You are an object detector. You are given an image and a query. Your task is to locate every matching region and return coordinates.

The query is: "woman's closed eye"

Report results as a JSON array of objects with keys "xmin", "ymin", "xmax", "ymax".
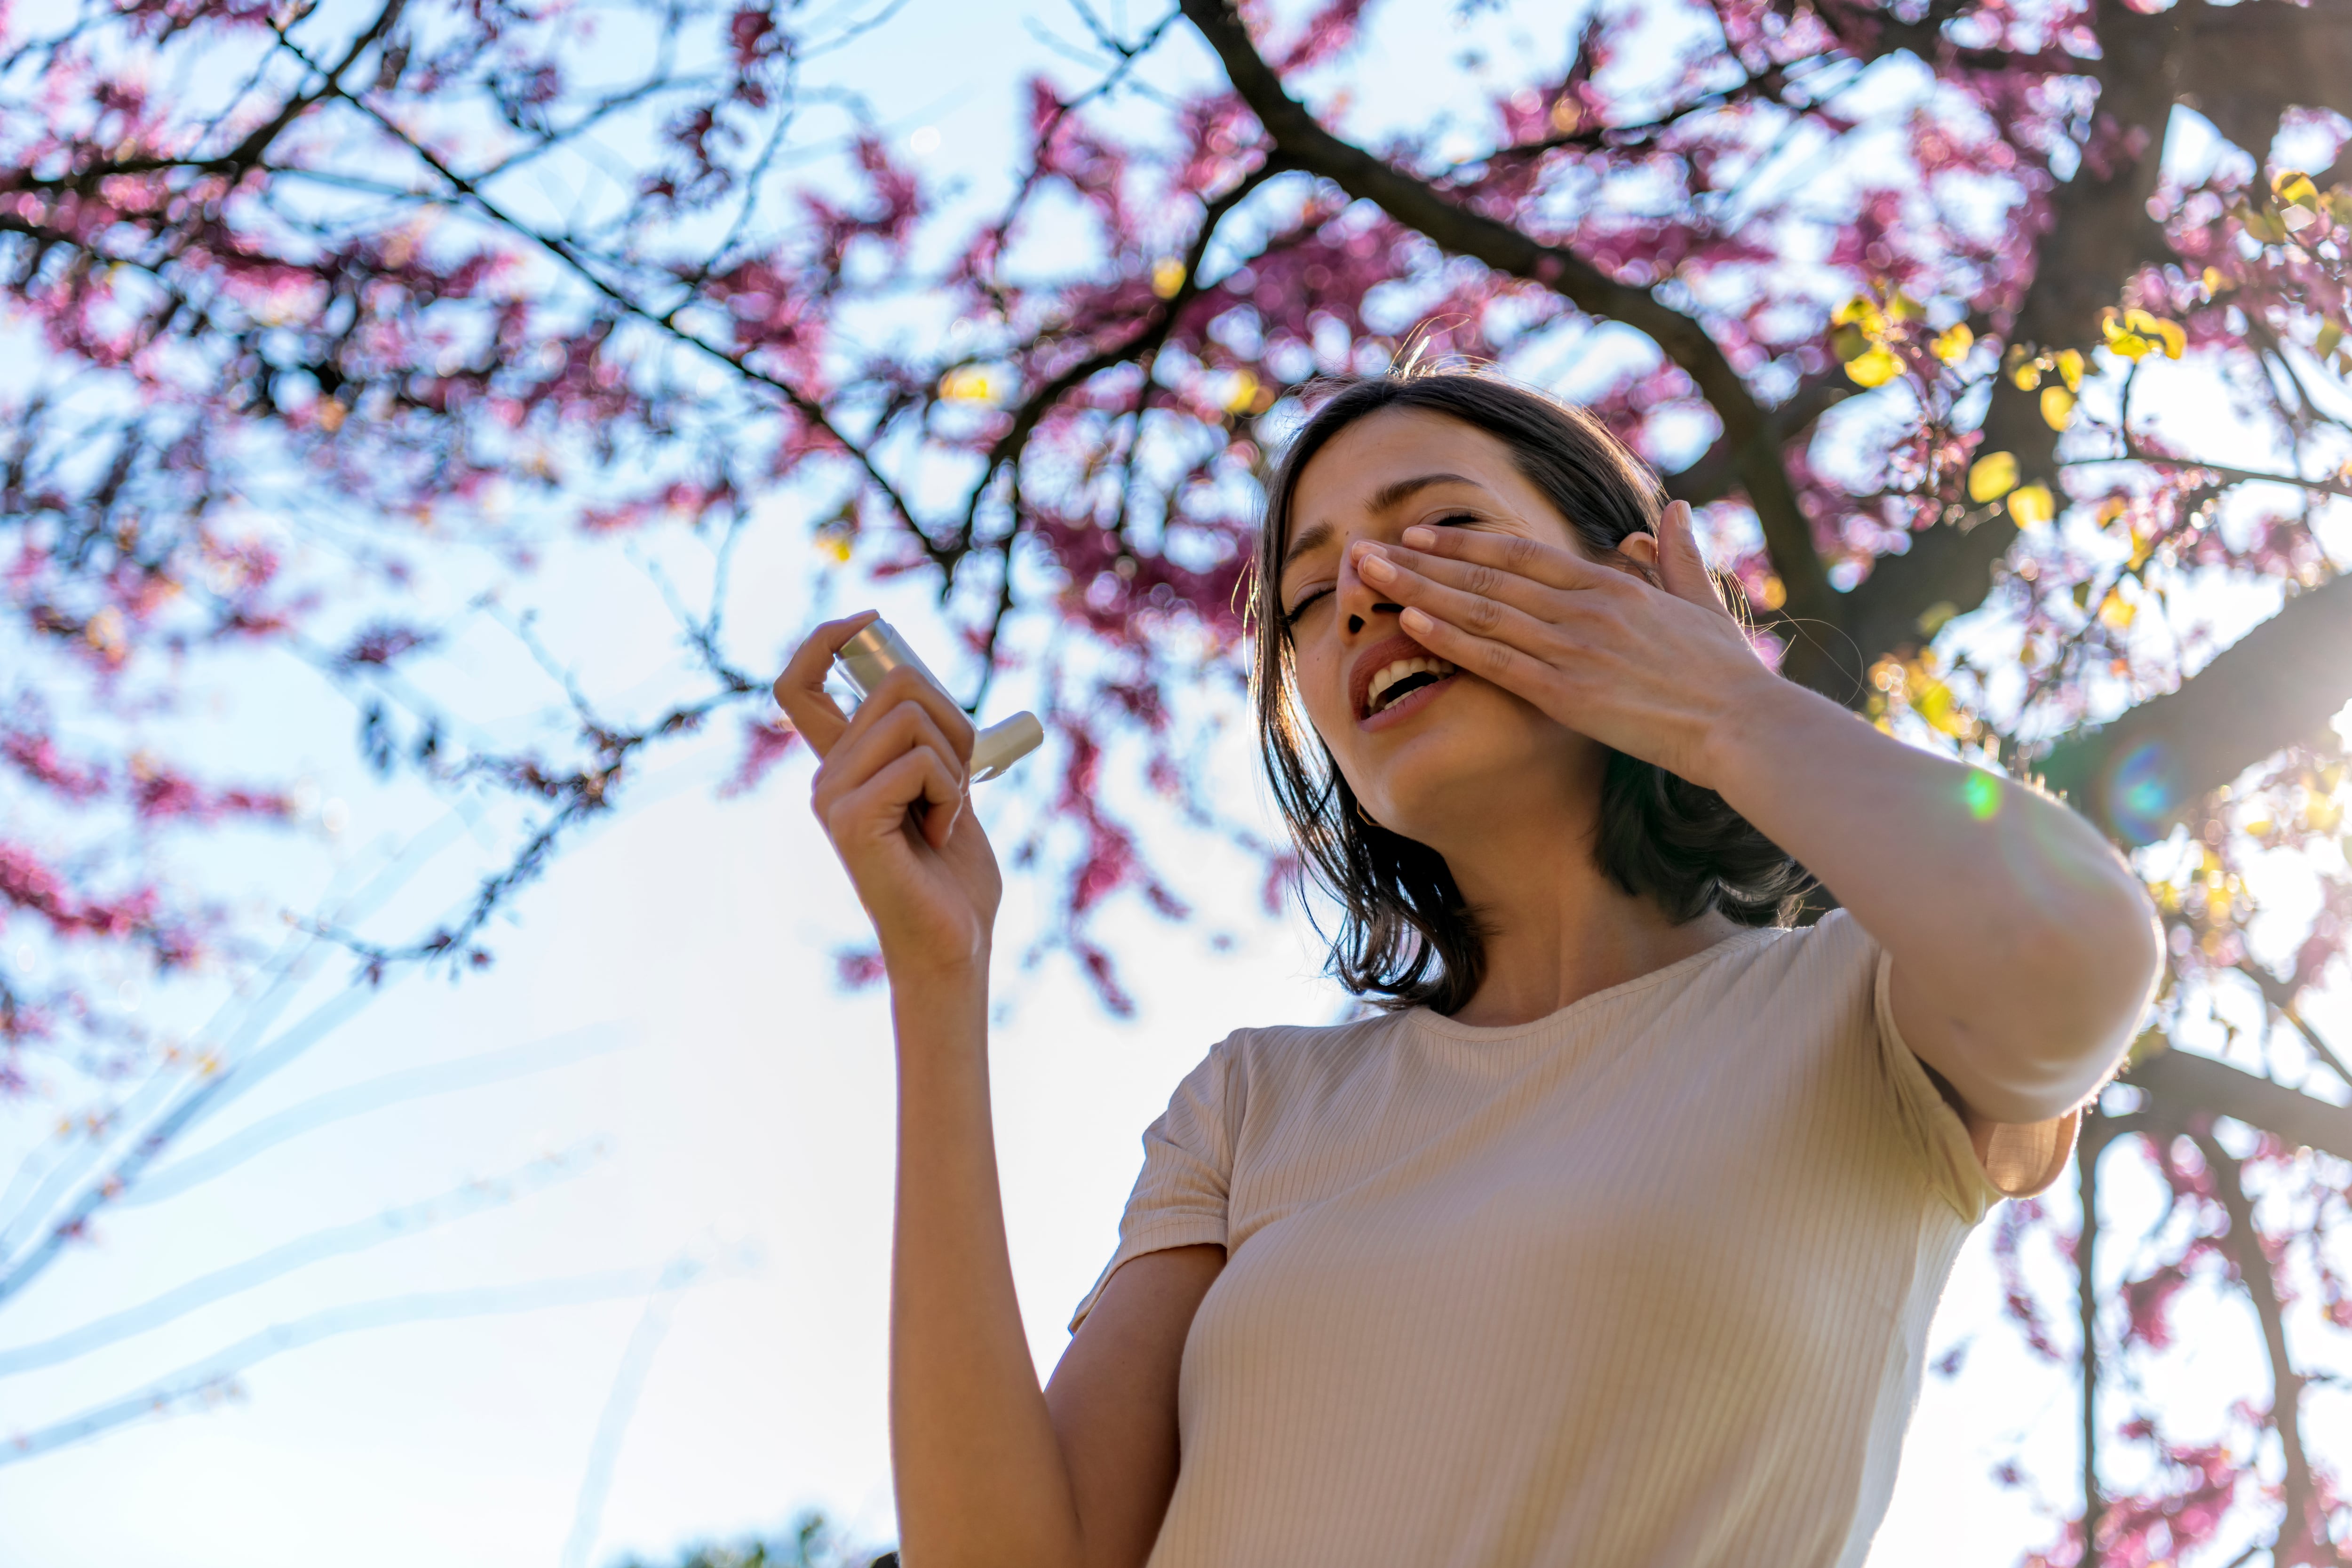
[
  {"xmin": 1282, "ymin": 586, "xmax": 1333, "ymax": 629},
  {"xmin": 1281, "ymin": 516, "xmax": 1480, "ymax": 629}
]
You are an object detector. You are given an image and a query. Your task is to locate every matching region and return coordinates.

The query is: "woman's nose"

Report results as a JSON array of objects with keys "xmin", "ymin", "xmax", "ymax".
[{"xmin": 1337, "ymin": 541, "xmax": 1404, "ymax": 637}]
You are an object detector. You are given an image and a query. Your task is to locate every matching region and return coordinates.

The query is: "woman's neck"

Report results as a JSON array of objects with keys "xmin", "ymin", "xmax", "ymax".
[{"xmin": 1438, "ymin": 809, "xmax": 1739, "ymax": 1029}]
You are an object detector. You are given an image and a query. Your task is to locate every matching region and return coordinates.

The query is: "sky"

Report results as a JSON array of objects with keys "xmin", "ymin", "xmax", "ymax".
[{"xmin": 2, "ymin": 2, "xmax": 2347, "ymax": 1565}]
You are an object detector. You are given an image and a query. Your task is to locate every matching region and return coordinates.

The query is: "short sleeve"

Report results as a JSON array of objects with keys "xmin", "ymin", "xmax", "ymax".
[
  {"xmin": 1067, "ymin": 1036, "xmax": 1241, "ymax": 1333},
  {"xmin": 1853, "ymin": 916, "xmax": 2080, "ymax": 1221}
]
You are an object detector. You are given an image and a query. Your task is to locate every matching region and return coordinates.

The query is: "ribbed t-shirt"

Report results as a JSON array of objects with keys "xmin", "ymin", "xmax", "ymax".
[{"xmin": 1070, "ymin": 910, "xmax": 2078, "ymax": 1568}]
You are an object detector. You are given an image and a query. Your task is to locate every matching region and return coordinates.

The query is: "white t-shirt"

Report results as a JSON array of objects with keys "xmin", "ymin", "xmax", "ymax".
[{"xmin": 1072, "ymin": 910, "xmax": 2076, "ymax": 1568}]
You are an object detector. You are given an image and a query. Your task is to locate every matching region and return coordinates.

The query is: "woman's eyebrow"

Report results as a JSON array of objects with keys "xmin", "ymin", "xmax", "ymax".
[
  {"xmin": 1280, "ymin": 472, "xmax": 1486, "ymax": 577},
  {"xmin": 1367, "ymin": 471, "xmax": 1480, "ymax": 513},
  {"xmin": 1280, "ymin": 520, "xmax": 1336, "ymax": 577}
]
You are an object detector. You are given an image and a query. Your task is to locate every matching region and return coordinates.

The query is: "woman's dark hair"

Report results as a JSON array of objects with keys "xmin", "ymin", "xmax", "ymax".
[{"xmin": 1252, "ymin": 370, "xmax": 1814, "ymax": 1016}]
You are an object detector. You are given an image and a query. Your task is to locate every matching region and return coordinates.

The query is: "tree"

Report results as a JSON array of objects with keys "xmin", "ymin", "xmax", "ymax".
[
  {"xmin": 614, "ymin": 1512, "xmax": 883, "ymax": 1568},
  {"xmin": 6, "ymin": 0, "xmax": 2352, "ymax": 1560}
]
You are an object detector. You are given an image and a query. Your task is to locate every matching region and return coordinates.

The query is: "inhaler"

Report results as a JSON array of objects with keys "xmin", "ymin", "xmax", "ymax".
[{"xmin": 834, "ymin": 620, "xmax": 1044, "ymax": 783}]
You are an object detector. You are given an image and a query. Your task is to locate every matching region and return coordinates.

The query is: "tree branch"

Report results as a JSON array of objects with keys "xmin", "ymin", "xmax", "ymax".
[
  {"xmin": 1835, "ymin": 0, "xmax": 2188, "ymax": 669},
  {"xmin": 2192, "ymin": 1129, "xmax": 2324, "ymax": 1561},
  {"xmin": 2079, "ymin": 1119, "xmax": 2108, "ymax": 1568},
  {"xmin": 2177, "ymin": 0, "xmax": 2352, "ymax": 163},
  {"xmin": 952, "ymin": 152, "xmax": 1291, "ymax": 565},
  {"xmin": 270, "ymin": 38, "xmax": 934, "ymax": 561},
  {"xmin": 1176, "ymin": 0, "xmax": 1848, "ymax": 688},
  {"xmin": 2126, "ymin": 1045, "xmax": 2352, "ymax": 1162},
  {"xmin": 2035, "ymin": 573, "xmax": 2352, "ymax": 843}
]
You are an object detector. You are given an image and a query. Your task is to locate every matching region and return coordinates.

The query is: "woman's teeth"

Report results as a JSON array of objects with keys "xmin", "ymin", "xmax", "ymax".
[{"xmin": 1366, "ymin": 655, "xmax": 1457, "ymax": 715}]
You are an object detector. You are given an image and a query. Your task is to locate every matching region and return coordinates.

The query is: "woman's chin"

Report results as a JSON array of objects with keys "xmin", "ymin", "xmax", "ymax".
[
  {"xmin": 1361, "ymin": 749, "xmax": 1542, "ymax": 836},
  {"xmin": 1351, "ymin": 701, "xmax": 1594, "ymax": 841}
]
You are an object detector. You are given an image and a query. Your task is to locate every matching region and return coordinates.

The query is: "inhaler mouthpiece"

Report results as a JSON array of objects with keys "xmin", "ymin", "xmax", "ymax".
[{"xmin": 834, "ymin": 620, "xmax": 1043, "ymax": 783}]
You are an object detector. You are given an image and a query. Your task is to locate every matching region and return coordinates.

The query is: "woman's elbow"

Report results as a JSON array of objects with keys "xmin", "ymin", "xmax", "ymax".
[{"xmin": 1998, "ymin": 875, "xmax": 2164, "ymax": 1116}]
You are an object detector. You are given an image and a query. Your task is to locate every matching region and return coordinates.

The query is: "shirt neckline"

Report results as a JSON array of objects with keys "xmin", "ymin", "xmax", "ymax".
[{"xmin": 1406, "ymin": 924, "xmax": 1785, "ymax": 1044}]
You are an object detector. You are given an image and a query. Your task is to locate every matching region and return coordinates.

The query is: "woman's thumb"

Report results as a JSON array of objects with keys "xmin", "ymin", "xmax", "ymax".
[{"xmin": 1658, "ymin": 501, "xmax": 1726, "ymax": 613}]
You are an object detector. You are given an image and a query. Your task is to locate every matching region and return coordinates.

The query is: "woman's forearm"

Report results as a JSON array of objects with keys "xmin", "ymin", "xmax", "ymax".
[
  {"xmin": 888, "ymin": 961, "xmax": 1083, "ymax": 1568},
  {"xmin": 1706, "ymin": 678, "xmax": 2162, "ymax": 1123}
]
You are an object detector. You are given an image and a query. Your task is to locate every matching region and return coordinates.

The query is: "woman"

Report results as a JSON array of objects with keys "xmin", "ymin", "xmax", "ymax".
[{"xmin": 774, "ymin": 372, "xmax": 2162, "ymax": 1568}]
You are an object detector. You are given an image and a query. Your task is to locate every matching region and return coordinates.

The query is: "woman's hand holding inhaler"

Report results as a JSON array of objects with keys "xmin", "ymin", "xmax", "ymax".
[
  {"xmin": 782, "ymin": 618, "xmax": 1099, "ymax": 1568},
  {"xmin": 774, "ymin": 611, "xmax": 1037, "ymax": 979}
]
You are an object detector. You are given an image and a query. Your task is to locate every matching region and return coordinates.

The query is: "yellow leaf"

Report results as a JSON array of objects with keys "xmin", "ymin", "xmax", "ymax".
[
  {"xmin": 2275, "ymin": 170, "xmax": 2320, "ymax": 207},
  {"xmin": 2321, "ymin": 321, "xmax": 2344, "ymax": 360},
  {"xmin": 1830, "ymin": 295, "xmax": 1871, "ymax": 327},
  {"xmin": 1968, "ymin": 450, "xmax": 2019, "ymax": 502},
  {"xmin": 1915, "ymin": 679, "xmax": 1970, "ymax": 738},
  {"xmin": 2008, "ymin": 482, "xmax": 2056, "ymax": 529},
  {"xmin": 2040, "ymin": 386, "xmax": 2076, "ymax": 430},
  {"xmin": 317, "ymin": 398, "xmax": 347, "ymax": 434},
  {"xmin": 1932, "ymin": 323, "xmax": 1974, "ymax": 364},
  {"xmin": 2055, "ymin": 348, "xmax": 2084, "ymax": 391},
  {"xmin": 1757, "ymin": 573, "xmax": 1787, "ymax": 611},
  {"xmin": 1830, "ymin": 321, "xmax": 1871, "ymax": 362},
  {"xmin": 2203, "ymin": 266, "xmax": 2230, "ymax": 295},
  {"xmin": 1845, "ymin": 346, "xmax": 1901, "ymax": 387},
  {"xmin": 2240, "ymin": 204, "xmax": 2286, "ymax": 243},
  {"xmin": 2107, "ymin": 308, "xmax": 2154, "ymax": 357},
  {"xmin": 1223, "ymin": 369, "xmax": 1260, "ymax": 414},
  {"xmin": 2012, "ymin": 361, "xmax": 2043, "ymax": 390},
  {"xmin": 938, "ymin": 366, "xmax": 997, "ymax": 403},
  {"xmin": 2098, "ymin": 588, "xmax": 2136, "ymax": 629},
  {"xmin": 1887, "ymin": 293, "xmax": 1926, "ymax": 322},
  {"xmin": 1151, "ymin": 258, "xmax": 1187, "ymax": 299}
]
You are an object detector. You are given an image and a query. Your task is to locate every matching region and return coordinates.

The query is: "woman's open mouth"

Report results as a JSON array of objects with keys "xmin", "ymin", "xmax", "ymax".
[{"xmin": 1360, "ymin": 655, "xmax": 1457, "ymax": 725}]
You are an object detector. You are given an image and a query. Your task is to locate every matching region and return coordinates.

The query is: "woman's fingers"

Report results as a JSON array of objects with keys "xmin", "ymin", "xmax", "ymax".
[
  {"xmin": 838, "ymin": 664, "xmax": 977, "ymax": 768},
  {"xmin": 1655, "ymin": 501, "xmax": 1733, "ymax": 617},
  {"xmin": 832, "ymin": 745, "xmax": 966, "ymax": 854},
  {"xmin": 816, "ymin": 694, "xmax": 968, "ymax": 809},
  {"xmin": 815, "ymin": 698, "xmax": 968, "ymax": 847},
  {"xmin": 1395, "ymin": 604, "xmax": 1550, "ymax": 702},
  {"xmin": 1393, "ymin": 522, "xmax": 1621, "ymax": 591},
  {"xmin": 1361, "ymin": 540, "xmax": 1592, "ymax": 619},
  {"xmin": 774, "ymin": 610, "xmax": 882, "ymax": 757},
  {"xmin": 1359, "ymin": 548, "xmax": 1578, "ymax": 650}
]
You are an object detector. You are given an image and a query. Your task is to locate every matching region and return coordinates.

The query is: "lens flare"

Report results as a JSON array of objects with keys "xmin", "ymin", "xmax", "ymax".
[
  {"xmin": 1963, "ymin": 770, "xmax": 2002, "ymax": 821},
  {"xmin": 2106, "ymin": 740, "xmax": 2181, "ymax": 845}
]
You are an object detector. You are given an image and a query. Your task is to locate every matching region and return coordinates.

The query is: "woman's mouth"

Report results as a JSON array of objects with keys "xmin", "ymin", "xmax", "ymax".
[{"xmin": 1361, "ymin": 655, "xmax": 1457, "ymax": 722}]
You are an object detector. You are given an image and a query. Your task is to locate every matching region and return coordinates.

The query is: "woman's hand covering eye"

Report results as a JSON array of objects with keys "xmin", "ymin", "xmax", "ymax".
[{"xmin": 1352, "ymin": 500, "xmax": 1772, "ymax": 791}]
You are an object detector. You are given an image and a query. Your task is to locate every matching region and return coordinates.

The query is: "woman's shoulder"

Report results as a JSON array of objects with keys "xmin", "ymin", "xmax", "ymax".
[
  {"xmin": 1700, "ymin": 907, "xmax": 1876, "ymax": 988},
  {"xmin": 1200, "ymin": 1009, "xmax": 1414, "ymax": 1082}
]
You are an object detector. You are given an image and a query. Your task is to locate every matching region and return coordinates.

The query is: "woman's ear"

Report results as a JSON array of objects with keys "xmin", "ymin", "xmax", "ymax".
[{"xmin": 1612, "ymin": 531, "xmax": 1664, "ymax": 589}]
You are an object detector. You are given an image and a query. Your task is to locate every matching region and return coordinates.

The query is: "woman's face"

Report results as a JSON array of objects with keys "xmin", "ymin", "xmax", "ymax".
[{"xmin": 1276, "ymin": 406, "xmax": 1630, "ymax": 850}]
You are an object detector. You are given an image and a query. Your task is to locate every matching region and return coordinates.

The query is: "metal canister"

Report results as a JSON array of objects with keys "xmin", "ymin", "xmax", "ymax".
[{"xmin": 832, "ymin": 619, "xmax": 1042, "ymax": 782}]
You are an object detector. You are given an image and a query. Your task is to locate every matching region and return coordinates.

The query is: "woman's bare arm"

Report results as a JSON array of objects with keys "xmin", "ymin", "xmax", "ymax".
[
  {"xmin": 1701, "ymin": 685, "xmax": 2162, "ymax": 1124},
  {"xmin": 1048, "ymin": 1246, "xmax": 1225, "ymax": 1568},
  {"xmin": 1364, "ymin": 505, "xmax": 2163, "ymax": 1128},
  {"xmin": 887, "ymin": 972, "xmax": 1082, "ymax": 1567},
  {"xmin": 777, "ymin": 616, "xmax": 1213, "ymax": 1568}
]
